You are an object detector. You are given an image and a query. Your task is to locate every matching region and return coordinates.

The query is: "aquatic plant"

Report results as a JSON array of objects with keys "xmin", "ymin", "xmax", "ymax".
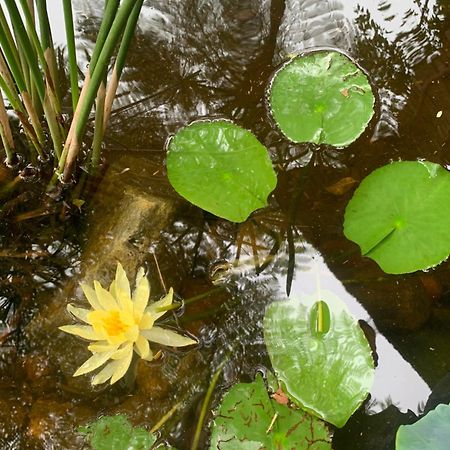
[
  {"xmin": 344, "ymin": 160, "xmax": 450, "ymax": 273},
  {"xmin": 269, "ymin": 50, "xmax": 375, "ymax": 147},
  {"xmin": 396, "ymin": 403, "xmax": 450, "ymax": 450},
  {"xmin": 209, "ymin": 374, "xmax": 332, "ymax": 449},
  {"xmin": 59, "ymin": 263, "xmax": 196, "ymax": 385},
  {"xmin": 166, "ymin": 120, "xmax": 277, "ymax": 222},
  {"xmin": 165, "ymin": 50, "xmax": 375, "ymax": 223},
  {"xmin": 0, "ymin": 0, "xmax": 143, "ymax": 182},
  {"xmin": 264, "ymin": 290, "xmax": 374, "ymax": 428},
  {"xmin": 80, "ymin": 414, "xmax": 157, "ymax": 450}
]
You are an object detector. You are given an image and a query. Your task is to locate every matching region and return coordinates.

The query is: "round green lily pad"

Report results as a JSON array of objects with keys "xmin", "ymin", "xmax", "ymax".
[
  {"xmin": 80, "ymin": 414, "xmax": 156, "ymax": 450},
  {"xmin": 166, "ymin": 120, "xmax": 277, "ymax": 223},
  {"xmin": 209, "ymin": 374, "xmax": 331, "ymax": 449},
  {"xmin": 344, "ymin": 161, "xmax": 450, "ymax": 274},
  {"xmin": 264, "ymin": 291, "xmax": 374, "ymax": 428},
  {"xmin": 396, "ymin": 403, "xmax": 450, "ymax": 450},
  {"xmin": 269, "ymin": 50, "xmax": 375, "ymax": 147}
]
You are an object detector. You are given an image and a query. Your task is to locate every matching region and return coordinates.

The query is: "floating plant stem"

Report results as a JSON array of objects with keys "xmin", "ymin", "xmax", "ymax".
[
  {"xmin": 191, "ymin": 357, "xmax": 228, "ymax": 450},
  {"xmin": 149, "ymin": 402, "xmax": 182, "ymax": 434}
]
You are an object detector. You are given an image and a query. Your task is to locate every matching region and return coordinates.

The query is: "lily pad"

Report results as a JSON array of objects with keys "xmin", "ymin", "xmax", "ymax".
[
  {"xmin": 396, "ymin": 403, "xmax": 450, "ymax": 450},
  {"xmin": 79, "ymin": 414, "xmax": 156, "ymax": 450},
  {"xmin": 264, "ymin": 291, "xmax": 374, "ymax": 428},
  {"xmin": 269, "ymin": 50, "xmax": 375, "ymax": 147},
  {"xmin": 344, "ymin": 161, "xmax": 450, "ymax": 274},
  {"xmin": 166, "ymin": 120, "xmax": 277, "ymax": 222},
  {"xmin": 209, "ymin": 374, "xmax": 331, "ymax": 449}
]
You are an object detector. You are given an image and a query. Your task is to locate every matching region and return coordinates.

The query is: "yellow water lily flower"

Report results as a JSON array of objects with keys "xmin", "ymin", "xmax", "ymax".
[{"xmin": 59, "ymin": 263, "xmax": 196, "ymax": 385}]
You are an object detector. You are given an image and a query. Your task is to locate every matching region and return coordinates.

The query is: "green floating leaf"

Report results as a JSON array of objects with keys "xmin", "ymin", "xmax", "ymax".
[
  {"xmin": 166, "ymin": 120, "xmax": 277, "ymax": 223},
  {"xmin": 396, "ymin": 403, "xmax": 450, "ymax": 450},
  {"xmin": 80, "ymin": 414, "xmax": 156, "ymax": 450},
  {"xmin": 344, "ymin": 161, "xmax": 450, "ymax": 274},
  {"xmin": 264, "ymin": 291, "xmax": 374, "ymax": 428},
  {"xmin": 269, "ymin": 50, "xmax": 375, "ymax": 147},
  {"xmin": 209, "ymin": 374, "xmax": 331, "ymax": 449}
]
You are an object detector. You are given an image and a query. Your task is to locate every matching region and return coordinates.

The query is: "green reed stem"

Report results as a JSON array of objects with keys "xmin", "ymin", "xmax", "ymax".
[
  {"xmin": 0, "ymin": 8, "xmax": 27, "ymax": 94},
  {"xmin": 0, "ymin": 6, "xmax": 23, "ymax": 87},
  {"xmin": 90, "ymin": 0, "xmax": 120, "ymax": 71},
  {"xmin": 44, "ymin": 93, "xmax": 62, "ymax": 159},
  {"xmin": 90, "ymin": 81, "xmax": 106, "ymax": 171},
  {"xmin": 104, "ymin": 0, "xmax": 143, "ymax": 127},
  {"xmin": 9, "ymin": 0, "xmax": 64, "ymax": 158},
  {"xmin": 191, "ymin": 358, "xmax": 228, "ymax": 450},
  {"xmin": 114, "ymin": 0, "xmax": 142, "ymax": 75},
  {"xmin": 0, "ymin": 41, "xmax": 45, "ymax": 155},
  {"xmin": 62, "ymin": 0, "xmax": 79, "ymax": 111},
  {"xmin": 36, "ymin": 0, "xmax": 62, "ymax": 112},
  {"xmin": 4, "ymin": 0, "xmax": 45, "ymax": 102},
  {"xmin": 0, "ymin": 51, "xmax": 23, "ymax": 112},
  {"xmin": 59, "ymin": 0, "xmax": 141, "ymax": 181},
  {"xmin": 0, "ymin": 93, "xmax": 15, "ymax": 164}
]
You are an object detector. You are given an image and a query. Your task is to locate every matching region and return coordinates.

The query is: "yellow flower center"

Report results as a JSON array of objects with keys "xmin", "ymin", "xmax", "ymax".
[
  {"xmin": 101, "ymin": 310, "xmax": 128, "ymax": 336},
  {"xmin": 88, "ymin": 309, "xmax": 138, "ymax": 343}
]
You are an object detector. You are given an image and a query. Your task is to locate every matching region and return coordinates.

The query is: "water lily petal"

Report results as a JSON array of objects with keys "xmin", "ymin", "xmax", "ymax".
[
  {"xmin": 115, "ymin": 262, "xmax": 130, "ymax": 299},
  {"xmin": 111, "ymin": 342, "xmax": 133, "ymax": 360},
  {"xmin": 135, "ymin": 267, "xmax": 145, "ymax": 288},
  {"xmin": 115, "ymin": 287, "xmax": 134, "ymax": 313},
  {"xmin": 140, "ymin": 312, "xmax": 155, "ymax": 330},
  {"xmin": 146, "ymin": 288, "xmax": 174, "ymax": 320},
  {"xmin": 122, "ymin": 324, "xmax": 138, "ymax": 343},
  {"xmin": 88, "ymin": 341, "xmax": 119, "ymax": 353},
  {"xmin": 81, "ymin": 283, "xmax": 102, "ymax": 310},
  {"xmin": 73, "ymin": 350, "xmax": 116, "ymax": 376},
  {"xmin": 67, "ymin": 304, "xmax": 90, "ymax": 323},
  {"xmin": 94, "ymin": 281, "xmax": 118, "ymax": 310},
  {"xmin": 59, "ymin": 325, "xmax": 102, "ymax": 340},
  {"xmin": 142, "ymin": 351, "xmax": 155, "ymax": 361},
  {"xmin": 141, "ymin": 326, "xmax": 197, "ymax": 347},
  {"xmin": 132, "ymin": 275, "xmax": 149, "ymax": 319},
  {"xmin": 91, "ymin": 360, "xmax": 120, "ymax": 385},
  {"xmin": 134, "ymin": 335, "xmax": 150, "ymax": 359},
  {"xmin": 109, "ymin": 279, "xmax": 117, "ymax": 299},
  {"xmin": 110, "ymin": 346, "xmax": 134, "ymax": 384}
]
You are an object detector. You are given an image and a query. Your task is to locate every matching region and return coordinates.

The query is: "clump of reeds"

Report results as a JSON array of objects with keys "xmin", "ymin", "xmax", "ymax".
[{"xmin": 0, "ymin": 0, "xmax": 144, "ymax": 185}]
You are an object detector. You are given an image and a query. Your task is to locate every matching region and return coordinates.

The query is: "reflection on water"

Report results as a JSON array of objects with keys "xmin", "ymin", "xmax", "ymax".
[{"xmin": 1, "ymin": 0, "xmax": 450, "ymax": 448}]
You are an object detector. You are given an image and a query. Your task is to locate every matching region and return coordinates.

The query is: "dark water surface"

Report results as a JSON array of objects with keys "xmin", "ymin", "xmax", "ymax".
[{"xmin": 1, "ymin": 0, "xmax": 450, "ymax": 448}]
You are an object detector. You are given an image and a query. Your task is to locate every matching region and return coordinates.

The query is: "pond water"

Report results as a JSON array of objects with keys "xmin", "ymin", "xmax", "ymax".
[{"xmin": 1, "ymin": 0, "xmax": 450, "ymax": 449}]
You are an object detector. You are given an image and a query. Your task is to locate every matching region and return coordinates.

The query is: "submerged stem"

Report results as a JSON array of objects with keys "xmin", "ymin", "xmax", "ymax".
[{"xmin": 191, "ymin": 358, "xmax": 228, "ymax": 450}]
